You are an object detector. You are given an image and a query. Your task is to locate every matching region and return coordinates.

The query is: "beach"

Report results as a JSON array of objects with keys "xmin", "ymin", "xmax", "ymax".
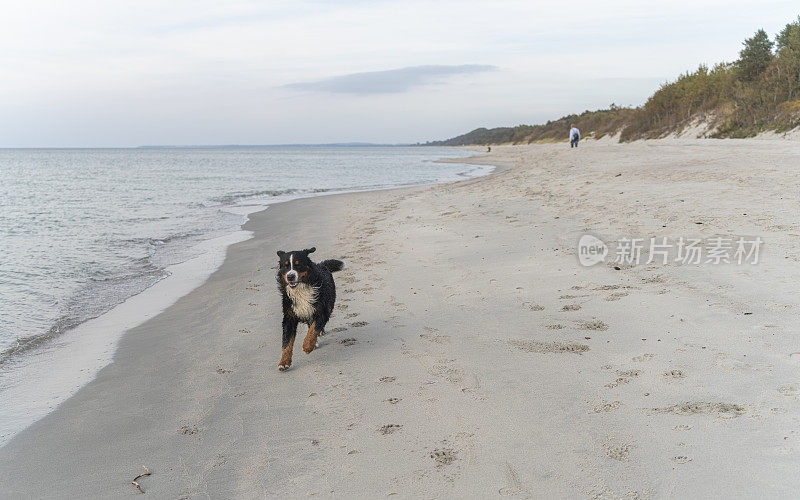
[{"xmin": 3, "ymin": 138, "xmax": 800, "ymax": 497}]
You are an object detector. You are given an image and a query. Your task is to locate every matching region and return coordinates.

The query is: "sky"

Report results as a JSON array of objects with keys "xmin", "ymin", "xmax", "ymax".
[{"xmin": 1, "ymin": 0, "xmax": 799, "ymax": 147}]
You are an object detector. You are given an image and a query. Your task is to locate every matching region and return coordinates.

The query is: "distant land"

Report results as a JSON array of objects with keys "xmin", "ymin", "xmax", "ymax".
[
  {"xmin": 428, "ymin": 16, "xmax": 800, "ymax": 146},
  {"xmin": 137, "ymin": 143, "xmax": 412, "ymax": 148}
]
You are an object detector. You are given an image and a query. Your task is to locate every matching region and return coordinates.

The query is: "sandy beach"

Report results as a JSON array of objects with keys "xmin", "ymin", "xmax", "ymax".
[{"xmin": 3, "ymin": 138, "xmax": 800, "ymax": 498}]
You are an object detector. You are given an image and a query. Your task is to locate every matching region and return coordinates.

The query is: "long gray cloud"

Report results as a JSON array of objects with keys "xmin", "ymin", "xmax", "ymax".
[{"xmin": 283, "ymin": 64, "xmax": 497, "ymax": 95}]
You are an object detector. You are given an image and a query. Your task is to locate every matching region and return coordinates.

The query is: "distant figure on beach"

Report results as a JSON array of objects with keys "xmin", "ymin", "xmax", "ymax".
[
  {"xmin": 569, "ymin": 125, "xmax": 580, "ymax": 148},
  {"xmin": 486, "ymin": 145, "xmax": 491, "ymax": 152}
]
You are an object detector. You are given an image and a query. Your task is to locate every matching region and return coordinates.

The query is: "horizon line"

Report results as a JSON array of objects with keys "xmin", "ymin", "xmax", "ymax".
[{"xmin": 0, "ymin": 142, "xmax": 443, "ymax": 149}]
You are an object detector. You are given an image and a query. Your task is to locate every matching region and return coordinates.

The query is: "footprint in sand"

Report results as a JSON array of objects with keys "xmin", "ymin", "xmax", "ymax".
[
  {"xmin": 330, "ymin": 326, "xmax": 348, "ymax": 333},
  {"xmin": 340, "ymin": 338, "xmax": 358, "ymax": 346},
  {"xmin": 546, "ymin": 324, "xmax": 565, "ymax": 330},
  {"xmin": 498, "ymin": 462, "xmax": 525, "ymax": 496},
  {"xmin": 581, "ymin": 320, "xmax": 608, "ymax": 331},
  {"xmin": 654, "ymin": 402, "xmax": 747, "ymax": 417},
  {"xmin": 605, "ymin": 378, "xmax": 629, "ymax": 388},
  {"xmin": 509, "ymin": 339, "xmax": 589, "ymax": 354},
  {"xmin": 378, "ymin": 376, "xmax": 396, "ymax": 383},
  {"xmin": 345, "ymin": 312, "xmax": 359, "ymax": 318},
  {"xmin": 428, "ymin": 362, "xmax": 465, "ymax": 384},
  {"xmin": 430, "ymin": 448, "xmax": 456, "ymax": 466},
  {"xmin": 604, "ymin": 442, "xmax": 634, "ymax": 462},
  {"xmin": 664, "ymin": 369, "xmax": 686, "ymax": 379},
  {"xmin": 522, "ymin": 302, "xmax": 545, "ymax": 311},
  {"xmin": 378, "ymin": 424, "xmax": 402, "ymax": 435},
  {"xmin": 672, "ymin": 456, "xmax": 692, "ymax": 464},
  {"xmin": 594, "ymin": 284, "xmax": 632, "ymax": 291},
  {"xmin": 349, "ymin": 321, "xmax": 368, "ymax": 327},
  {"xmin": 420, "ymin": 332, "xmax": 451, "ymax": 344},
  {"xmin": 456, "ymin": 372, "xmax": 484, "ymax": 395},
  {"xmin": 216, "ymin": 367, "xmax": 232, "ymax": 374},
  {"xmin": 590, "ymin": 401, "xmax": 621, "ymax": 413},
  {"xmin": 179, "ymin": 425, "xmax": 198, "ymax": 435},
  {"xmin": 605, "ymin": 369, "xmax": 641, "ymax": 388},
  {"xmin": 561, "ymin": 304, "xmax": 581, "ymax": 311},
  {"xmin": 384, "ymin": 398, "xmax": 401, "ymax": 404}
]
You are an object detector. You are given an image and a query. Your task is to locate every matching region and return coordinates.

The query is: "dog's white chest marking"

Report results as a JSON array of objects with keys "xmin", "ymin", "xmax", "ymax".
[{"xmin": 286, "ymin": 283, "xmax": 318, "ymax": 320}]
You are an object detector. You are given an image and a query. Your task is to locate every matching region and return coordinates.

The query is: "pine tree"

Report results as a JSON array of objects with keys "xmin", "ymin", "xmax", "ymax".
[
  {"xmin": 737, "ymin": 29, "xmax": 773, "ymax": 82},
  {"xmin": 775, "ymin": 18, "xmax": 800, "ymax": 100},
  {"xmin": 776, "ymin": 16, "xmax": 800, "ymax": 51}
]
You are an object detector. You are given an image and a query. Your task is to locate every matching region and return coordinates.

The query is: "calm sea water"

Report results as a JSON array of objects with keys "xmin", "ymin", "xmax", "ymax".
[{"xmin": 0, "ymin": 146, "xmax": 485, "ymax": 369}]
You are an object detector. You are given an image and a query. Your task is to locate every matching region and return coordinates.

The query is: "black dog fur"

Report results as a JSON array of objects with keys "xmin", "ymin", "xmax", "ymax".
[{"xmin": 275, "ymin": 247, "xmax": 344, "ymax": 370}]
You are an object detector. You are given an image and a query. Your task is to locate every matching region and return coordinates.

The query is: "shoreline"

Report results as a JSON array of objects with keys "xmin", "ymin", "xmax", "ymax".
[
  {"xmin": 3, "ymin": 140, "xmax": 800, "ymax": 497},
  {"xmin": 0, "ymin": 229, "xmax": 252, "ymax": 446},
  {"xmin": 0, "ymin": 153, "xmax": 496, "ymax": 448},
  {"xmin": 0, "ymin": 184, "xmax": 460, "ymax": 496}
]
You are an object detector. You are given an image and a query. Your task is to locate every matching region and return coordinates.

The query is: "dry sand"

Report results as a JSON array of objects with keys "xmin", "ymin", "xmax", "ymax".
[{"xmin": 2, "ymin": 139, "xmax": 800, "ymax": 497}]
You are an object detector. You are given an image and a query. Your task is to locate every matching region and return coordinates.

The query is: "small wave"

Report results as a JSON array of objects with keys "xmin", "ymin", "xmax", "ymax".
[
  {"xmin": 146, "ymin": 232, "xmax": 202, "ymax": 246},
  {"xmin": 1, "ymin": 266, "xmax": 169, "ymax": 367},
  {"xmin": 211, "ymin": 188, "xmax": 300, "ymax": 204}
]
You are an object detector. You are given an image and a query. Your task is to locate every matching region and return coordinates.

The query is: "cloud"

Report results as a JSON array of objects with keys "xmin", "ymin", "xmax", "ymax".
[{"xmin": 283, "ymin": 64, "xmax": 498, "ymax": 95}]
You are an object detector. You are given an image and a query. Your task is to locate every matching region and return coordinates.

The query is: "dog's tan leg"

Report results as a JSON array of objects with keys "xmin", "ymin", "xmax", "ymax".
[
  {"xmin": 303, "ymin": 322, "xmax": 319, "ymax": 354},
  {"xmin": 278, "ymin": 334, "xmax": 295, "ymax": 371}
]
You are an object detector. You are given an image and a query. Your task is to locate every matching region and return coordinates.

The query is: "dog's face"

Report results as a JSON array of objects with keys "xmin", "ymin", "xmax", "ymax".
[{"xmin": 277, "ymin": 247, "xmax": 316, "ymax": 289}]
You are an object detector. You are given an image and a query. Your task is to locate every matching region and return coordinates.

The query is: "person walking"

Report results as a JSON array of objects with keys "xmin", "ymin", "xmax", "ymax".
[{"xmin": 569, "ymin": 124, "xmax": 580, "ymax": 148}]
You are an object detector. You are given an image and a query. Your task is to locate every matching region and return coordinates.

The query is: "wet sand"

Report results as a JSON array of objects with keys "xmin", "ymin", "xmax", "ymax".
[{"xmin": 2, "ymin": 139, "xmax": 800, "ymax": 497}]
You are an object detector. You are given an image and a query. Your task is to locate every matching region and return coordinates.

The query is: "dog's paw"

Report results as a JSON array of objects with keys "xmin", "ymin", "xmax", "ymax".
[
  {"xmin": 278, "ymin": 363, "xmax": 291, "ymax": 371},
  {"xmin": 302, "ymin": 343, "xmax": 315, "ymax": 354}
]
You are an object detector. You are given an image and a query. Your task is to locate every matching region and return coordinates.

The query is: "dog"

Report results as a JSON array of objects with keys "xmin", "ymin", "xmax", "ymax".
[{"xmin": 276, "ymin": 247, "xmax": 345, "ymax": 371}]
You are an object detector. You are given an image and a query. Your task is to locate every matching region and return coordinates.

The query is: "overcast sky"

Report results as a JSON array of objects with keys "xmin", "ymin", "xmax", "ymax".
[{"xmin": 1, "ymin": 1, "xmax": 799, "ymax": 147}]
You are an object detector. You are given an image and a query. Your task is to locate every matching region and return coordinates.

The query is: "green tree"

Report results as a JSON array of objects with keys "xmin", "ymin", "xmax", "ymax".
[
  {"xmin": 775, "ymin": 17, "xmax": 800, "ymax": 99},
  {"xmin": 737, "ymin": 29, "xmax": 773, "ymax": 81},
  {"xmin": 776, "ymin": 16, "xmax": 800, "ymax": 51}
]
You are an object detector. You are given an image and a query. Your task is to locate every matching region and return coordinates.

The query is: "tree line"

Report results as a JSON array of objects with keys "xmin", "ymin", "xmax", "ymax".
[{"xmin": 428, "ymin": 16, "xmax": 800, "ymax": 145}]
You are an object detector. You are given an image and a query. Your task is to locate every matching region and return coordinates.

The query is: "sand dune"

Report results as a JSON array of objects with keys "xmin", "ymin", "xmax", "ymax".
[{"xmin": 2, "ymin": 139, "xmax": 800, "ymax": 497}]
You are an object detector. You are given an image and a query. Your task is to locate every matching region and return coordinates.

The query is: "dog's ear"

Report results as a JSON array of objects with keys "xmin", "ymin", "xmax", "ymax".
[
  {"xmin": 277, "ymin": 250, "xmax": 285, "ymax": 258},
  {"xmin": 304, "ymin": 247, "xmax": 316, "ymax": 255}
]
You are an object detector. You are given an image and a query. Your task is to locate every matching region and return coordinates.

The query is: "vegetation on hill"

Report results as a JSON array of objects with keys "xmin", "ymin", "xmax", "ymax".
[{"xmin": 428, "ymin": 16, "xmax": 800, "ymax": 145}]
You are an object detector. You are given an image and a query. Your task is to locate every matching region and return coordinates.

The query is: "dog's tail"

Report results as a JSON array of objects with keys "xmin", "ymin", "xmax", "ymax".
[{"xmin": 320, "ymin": 259, "xmax": 345, "ymax": 273}]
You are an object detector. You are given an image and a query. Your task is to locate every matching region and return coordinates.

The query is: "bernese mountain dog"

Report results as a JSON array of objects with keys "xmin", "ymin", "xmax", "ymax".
[{"xmin": 276, "ymin": 247, "xmax": 345, "ymax": 371}]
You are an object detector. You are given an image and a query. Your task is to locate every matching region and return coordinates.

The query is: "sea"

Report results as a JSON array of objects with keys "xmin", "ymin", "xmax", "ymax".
[{"xmin": 0, "ymin": 145, "xmax": 490, "ymax": 445}]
